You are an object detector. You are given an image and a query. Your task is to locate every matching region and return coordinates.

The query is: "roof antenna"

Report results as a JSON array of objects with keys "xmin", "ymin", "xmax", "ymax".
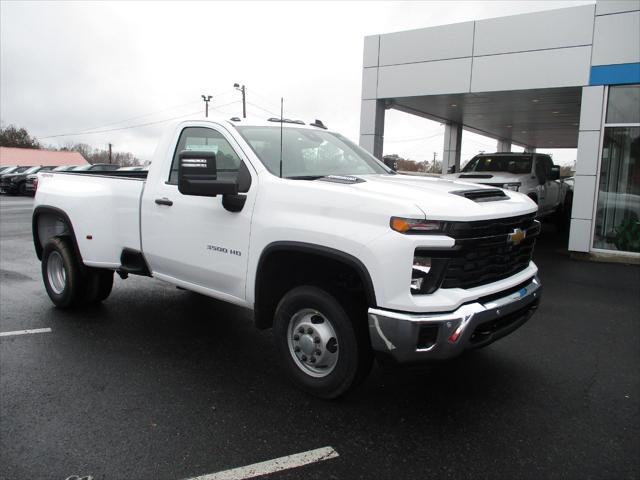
[{"xmin": 279, "ymin": 97, "xmax": 284, "ymax": 178}]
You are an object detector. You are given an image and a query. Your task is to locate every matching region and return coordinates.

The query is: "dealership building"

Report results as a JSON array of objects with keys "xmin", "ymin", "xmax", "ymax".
[{"xmin": 359, "ymin": 0, "xmax": 640, "ymax": 258}]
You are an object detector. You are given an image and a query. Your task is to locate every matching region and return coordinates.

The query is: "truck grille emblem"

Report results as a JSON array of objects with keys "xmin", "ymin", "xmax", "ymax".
[{"xmin": 508, "ymin": 228, "xmax": 526, "ymax": 245}]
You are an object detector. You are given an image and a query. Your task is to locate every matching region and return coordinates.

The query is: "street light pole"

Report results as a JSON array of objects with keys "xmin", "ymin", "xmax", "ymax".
[
  {"xmin": 201, "ymin": 95, "xmax": 212, "ymax": 117},
  {"xmin": 234, "ymin": 83, "xmax": 246, "ymax": 118}
]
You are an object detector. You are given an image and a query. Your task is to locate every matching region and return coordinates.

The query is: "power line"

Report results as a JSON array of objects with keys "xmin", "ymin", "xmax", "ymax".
[
  {"xmin": 38, "ymin": 99, "xmax": 242, "ymax": 140},
  {"xmin": 246, "ymin": 101, "xmax": 280, "ymax": 117},
  {"xmin": 37, "ymin": 90, "xmax": 239, "ymax": 139},
  {"xmin": 38, "ymin": 110, "xmax": 202, "ymax": 138},
  {"xmin": 209, "ymin": 99, "xmax": 242, "ymax": 112},
  {"xmin": 247, "ymin": 88, "xmax": 281, "ymax": 112},
  {"xmin": 37, "ymin": 100, "xmax": 201, "ymax": 139}
]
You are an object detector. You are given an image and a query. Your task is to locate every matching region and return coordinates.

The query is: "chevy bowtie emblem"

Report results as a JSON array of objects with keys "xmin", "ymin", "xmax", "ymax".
[{"xmin": 508, "ymin": 228, "xmax": 526, "ymax": 245}]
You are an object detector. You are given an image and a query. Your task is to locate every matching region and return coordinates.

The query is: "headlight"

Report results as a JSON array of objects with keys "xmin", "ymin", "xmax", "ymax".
[
  {"xmin": 10, "ymin": 177, "xmax": 19, "ymax": 183},
  {"xmin": 390, "ymin": 217, "xmax": 444, "ymax": 234},
  {"xmin": 503, "ymin": 183, "xmax": 520, "ymax": 191}
]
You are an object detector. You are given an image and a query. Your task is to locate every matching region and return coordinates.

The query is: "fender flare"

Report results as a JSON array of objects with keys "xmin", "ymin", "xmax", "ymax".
[
  {"xmin": 32, "ymin": 205, "xmax": 83, "ymax": 264},
  {"xmin": 255, "ymin": 241, "xmax": 378, "ymax": 308}
]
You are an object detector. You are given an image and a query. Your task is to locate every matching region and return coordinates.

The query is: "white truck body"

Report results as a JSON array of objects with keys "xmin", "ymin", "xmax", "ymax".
[
  {"xmin": 444, "ymin": 152, "xmax": 568, "ymax": 218},
  {"xmin": 33, "ymin": 117, "xmax": 543, "ymax": 397}
]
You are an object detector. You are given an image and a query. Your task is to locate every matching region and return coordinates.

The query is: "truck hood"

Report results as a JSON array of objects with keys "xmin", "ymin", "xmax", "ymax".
[
  {"xmin": 306, "ymin": 174, "xmax": 537, "ymax": 221},
  {"xmin": 443, "ymin": 171, "xmax": 528, "ymax": 185}
]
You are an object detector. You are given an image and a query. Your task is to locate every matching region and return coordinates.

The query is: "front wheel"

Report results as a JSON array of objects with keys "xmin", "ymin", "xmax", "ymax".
[{"xmin": 273, "ymin": 285, "xmax": 372, "ymax": 399}]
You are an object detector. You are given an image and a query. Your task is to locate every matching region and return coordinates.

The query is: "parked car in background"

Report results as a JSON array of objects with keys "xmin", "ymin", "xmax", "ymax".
[
  {"xmin": 52, "ymin": 165, "xmax": 80, "ymax": 172},
  {"xmin": 445, "ymin": 152, "xmax": 570, "ymax": 222},
  {"xmin": 0, "ymin": 165, "xmax": 32, "ymax": 179},
  {"xmin": 73, "ymin": 163, "xmax": 120, "ymax": 172},
  {"xmin": 562, "ymin": 176, "xmax": 575, "ymax": 191},
  {"xmin": 0, "ymin": 166, "xmax": 18, "ymax": 174},
  {"xmin": 1, "ymin": 166, "xmax": 54, "ymax": 195}
]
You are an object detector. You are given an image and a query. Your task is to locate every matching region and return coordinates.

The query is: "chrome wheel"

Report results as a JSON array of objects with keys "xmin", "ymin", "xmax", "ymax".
[
  {"xmin": 47, "ymin": 251, "xmax": 66, "ymax": 295},
  {"xmin": 287, "ymin": 308, "xmax": 339, "ymax": 378}
]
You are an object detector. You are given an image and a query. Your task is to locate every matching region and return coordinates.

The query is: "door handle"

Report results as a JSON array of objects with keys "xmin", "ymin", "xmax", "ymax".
[{"xmin": 155, "ymin": 198, "xmax": 173, "ymax": 206}]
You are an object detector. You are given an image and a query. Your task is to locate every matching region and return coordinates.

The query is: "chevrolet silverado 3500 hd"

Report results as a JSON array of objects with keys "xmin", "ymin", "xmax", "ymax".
[{"xmin": 33, "ymin": 117, "xmax": 542, "ymax": 398}]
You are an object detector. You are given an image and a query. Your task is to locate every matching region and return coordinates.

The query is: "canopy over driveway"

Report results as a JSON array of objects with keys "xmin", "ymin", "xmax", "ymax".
[
  {"xmin": 359, "ymin": 1, "xmax": 640, "ymax": 257},
  {"xmin": 390, "ymin": 86, "xmax": 582, "ymax": 151}
]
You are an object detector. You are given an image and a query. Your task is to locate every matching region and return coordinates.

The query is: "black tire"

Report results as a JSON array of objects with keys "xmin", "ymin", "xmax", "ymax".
[
  {"xmin": 17, "ymin": 182, "xmax": 27, "ymax": 196},
  {"xmin": 273, "ymin": 285, "xmax": 373, "ymax": 399},
  {"xmin": 41, "ymin": 237, "xmax": 83, "ymax": 308},
  {"xmin": 83, "ymin": 268, "xmax": 114, "ymax": 304}
]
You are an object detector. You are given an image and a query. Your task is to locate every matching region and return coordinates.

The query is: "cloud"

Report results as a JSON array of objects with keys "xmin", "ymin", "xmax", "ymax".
[{"xmin": 1, "ymin": 0, "xmax": 587, "ymax": 164}]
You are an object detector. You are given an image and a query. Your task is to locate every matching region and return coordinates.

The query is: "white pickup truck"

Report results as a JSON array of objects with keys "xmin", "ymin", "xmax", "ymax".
[
  {"xmin": 445, "ymin": 152, "xmax": 571, "ymax": 222},
  {"xmin": 33, "ymin": 117, "xmax": 542, "ymax": 398}
]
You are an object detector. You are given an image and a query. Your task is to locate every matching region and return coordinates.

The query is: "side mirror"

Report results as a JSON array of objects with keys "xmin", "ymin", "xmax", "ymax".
[
  {"xmin": 550, "ymin": 165, "xmax": 560, "ymax": 181},
  {"xmin": 178, "ymin": 150, "xmax": 238, "ymax": 197}
]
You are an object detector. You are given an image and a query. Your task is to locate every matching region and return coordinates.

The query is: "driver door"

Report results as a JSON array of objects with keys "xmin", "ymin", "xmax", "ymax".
[{"xmin": 142, "ymin": 125, "xmax": 257, "ymax": 303}]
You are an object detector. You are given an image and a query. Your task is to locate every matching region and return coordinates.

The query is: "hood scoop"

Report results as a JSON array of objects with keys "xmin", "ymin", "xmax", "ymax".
[
  {"xmin": 319, "ymin": 175, "xmax": 365, "ymax": 184},
  {"xmin": 459, "ymin": 174, "xmax": 494, "ymax": 179},
  {"xmin": 452, "ymin": 188, "xmax": 508, "ymax": 203}
]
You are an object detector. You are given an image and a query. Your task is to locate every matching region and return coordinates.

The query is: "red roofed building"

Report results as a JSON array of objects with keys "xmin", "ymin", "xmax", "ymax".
[{"xmin": 0, "ymin": 147, "xmax": 88, "ymax": 167}]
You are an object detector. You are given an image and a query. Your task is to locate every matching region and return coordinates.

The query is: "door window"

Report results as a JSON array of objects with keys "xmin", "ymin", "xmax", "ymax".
[{"xmin": 168, "ymin": 127, "xmax": 241, "ymax": 185}]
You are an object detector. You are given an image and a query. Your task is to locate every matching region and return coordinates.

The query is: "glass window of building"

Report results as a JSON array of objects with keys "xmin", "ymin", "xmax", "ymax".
[{"xmin": 593, "ymin": 85, "xmax": 640, "ymax": 253}]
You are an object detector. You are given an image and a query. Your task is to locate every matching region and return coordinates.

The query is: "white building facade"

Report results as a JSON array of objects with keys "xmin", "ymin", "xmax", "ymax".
[{"xmin": 359, "ymin": 0, "xmax": 640, "ymax": 257}]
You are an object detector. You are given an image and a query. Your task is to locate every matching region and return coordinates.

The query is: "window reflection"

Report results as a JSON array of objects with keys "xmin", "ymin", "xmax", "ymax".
[{"xmin": 593, "ymin": 127, "xmax": 640, "ymax": 252}]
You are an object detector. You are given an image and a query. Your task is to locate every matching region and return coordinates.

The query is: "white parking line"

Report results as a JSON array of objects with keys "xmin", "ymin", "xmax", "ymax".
[
  {"xmin": 0, "ymin": 328, "xmax": 52, "ymax": 337},
  {"xmin": 184, "ymin": 446, "xmax": 339, "ymax": 480}
]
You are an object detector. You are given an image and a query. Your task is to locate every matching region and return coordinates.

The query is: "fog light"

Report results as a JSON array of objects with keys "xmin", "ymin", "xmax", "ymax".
[
  {"xmin": 410, "ymin": 256, "xmax": 431, "ymax": 293},
  {"xmin": 410, "ymin": 276, "xmax": 424, "ymax": 292}
]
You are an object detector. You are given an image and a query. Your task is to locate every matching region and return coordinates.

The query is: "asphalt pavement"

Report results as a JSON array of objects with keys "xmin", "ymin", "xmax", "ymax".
[{"xmin": 1, "ymin": 195, "xmax": 639, "ymax": 480}]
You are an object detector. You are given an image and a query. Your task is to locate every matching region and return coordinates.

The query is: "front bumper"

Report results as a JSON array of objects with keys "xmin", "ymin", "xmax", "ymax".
[{"xmin": 368, "ymin": 276, "xmax": 541, "ymax": 363}]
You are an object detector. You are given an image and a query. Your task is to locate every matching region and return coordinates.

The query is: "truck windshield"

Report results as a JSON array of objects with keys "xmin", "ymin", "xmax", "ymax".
[
  {"xmin": 236, "ymin": 126, "xmax": 392, "ymax": 178},
  {"xmin": 462, "ymin": 155, "xmax": 533, "ymax": 174}
]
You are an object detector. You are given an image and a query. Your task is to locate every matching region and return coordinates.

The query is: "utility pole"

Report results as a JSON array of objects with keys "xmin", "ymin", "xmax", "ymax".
[
  {"xmin": 234, "ymin": 83, "xmax": 246, "ymax": 118},
  {"xmin": 108, "ymin": 143, "xmax": 112, "ymax": 164},
  {"xmin": 201, "ymin": 95, "xmax": 212, "ymax": 117}
]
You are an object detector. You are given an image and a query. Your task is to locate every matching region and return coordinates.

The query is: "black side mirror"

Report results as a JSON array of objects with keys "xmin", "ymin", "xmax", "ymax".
[
  {"xmin": 550, "ymin": 165, "xmax": 560, "ymax": 181},
  {"xmin": 178, "ymin": 150, "xmax": 238, "ymax": 197}
]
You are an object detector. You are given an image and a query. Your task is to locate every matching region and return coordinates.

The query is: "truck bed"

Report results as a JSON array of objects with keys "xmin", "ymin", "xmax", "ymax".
[{"xmin": 35, "ymin": 171, "xmax": 146, "ymax": 268}]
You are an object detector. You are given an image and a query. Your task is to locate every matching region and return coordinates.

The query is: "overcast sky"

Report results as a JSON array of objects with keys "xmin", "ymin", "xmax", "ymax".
[{"xmin": 1, "ymin": 0, "xmax": 593, "ymax": 165}]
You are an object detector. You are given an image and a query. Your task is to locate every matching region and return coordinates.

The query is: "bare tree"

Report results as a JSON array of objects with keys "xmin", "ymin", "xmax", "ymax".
[{"xmin": 0, "ymin": 124, "xmax": 41, "ymax": 149}]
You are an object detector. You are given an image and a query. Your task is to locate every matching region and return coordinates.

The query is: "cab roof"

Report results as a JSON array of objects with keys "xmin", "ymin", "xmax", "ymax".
[{"xmin": 176, "ymin": 115, "xmax": 333, "ymax": 132}]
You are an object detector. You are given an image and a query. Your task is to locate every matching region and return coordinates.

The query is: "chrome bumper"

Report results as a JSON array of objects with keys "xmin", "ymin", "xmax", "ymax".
[{"xmin": 368, "ymin": 276, "xmax": 542, "ymax": 363}]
